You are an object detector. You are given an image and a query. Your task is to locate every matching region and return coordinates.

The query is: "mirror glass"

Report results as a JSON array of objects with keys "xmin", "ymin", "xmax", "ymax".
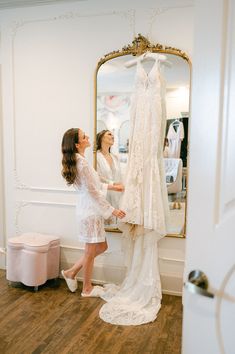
[{"xmin": 96, "ymin": 53, "xmax": 190, "ymax": 237}]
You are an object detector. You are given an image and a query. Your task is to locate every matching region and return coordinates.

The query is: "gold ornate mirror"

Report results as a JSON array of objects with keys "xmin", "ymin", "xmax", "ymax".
[{"xmin": 94, "ymin": 34, "xmax": 191, "ymax": 238}]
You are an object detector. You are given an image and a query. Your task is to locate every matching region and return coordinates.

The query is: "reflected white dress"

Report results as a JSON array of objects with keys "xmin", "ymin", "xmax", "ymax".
[
  {"xmin": 74, "ymin": 154, "xmax": 114, "ymax": 243},
  {"xmin": 99, "ymin": 56, "xmax": 169, "ymax": 325},
  {"xmin": 167, "ymin": 121, "xmax": 184, "ymax": 158},
  {"xmin": 97, "ymin": 150, "xmax": 123, "ymax": 209}
]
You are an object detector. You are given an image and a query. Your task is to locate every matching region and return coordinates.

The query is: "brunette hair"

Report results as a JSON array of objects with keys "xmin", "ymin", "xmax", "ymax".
[
  {"xmin": 61, "ymin": 128, "xmax": 79, "ymax": 185},
  {"xmin": 96, "ymin": 129, "xmax": 111, "ymax": 152}
]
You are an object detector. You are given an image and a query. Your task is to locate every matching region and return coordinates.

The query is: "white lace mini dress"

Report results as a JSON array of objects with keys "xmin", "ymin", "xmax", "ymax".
[{"xmin": 74, "ymin": 154, "xmax": 114, "ymax": 243}]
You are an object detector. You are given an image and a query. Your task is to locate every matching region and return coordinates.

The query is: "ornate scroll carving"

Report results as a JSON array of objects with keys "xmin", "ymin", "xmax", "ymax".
[{"xmin": 97, "ymin": 33, "xmax": 190, "ymax": 68}]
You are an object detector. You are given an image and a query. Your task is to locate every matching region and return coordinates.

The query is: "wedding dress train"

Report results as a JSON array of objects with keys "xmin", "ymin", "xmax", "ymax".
[{"xmin": 99, "ymin": 232, "xmax": 162, "ymax": 325}]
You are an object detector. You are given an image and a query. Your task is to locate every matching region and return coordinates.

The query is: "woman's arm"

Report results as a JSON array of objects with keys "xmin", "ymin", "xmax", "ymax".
[
  {"xmin": 81, "ymin": 163, "xmax": 114, "ymax": 219},
  {"xmin": 108, "ymin": 184, "xmax": 124, "ymax": 192},
  {"xmin": 81, "ymin": 162, "xmax": 125, "ymax": 219}
]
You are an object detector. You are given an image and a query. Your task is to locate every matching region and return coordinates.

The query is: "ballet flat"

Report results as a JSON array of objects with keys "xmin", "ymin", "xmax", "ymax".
[{"xmin": 61, "ymin": 270, "xmax": 78, "ymax": 293}]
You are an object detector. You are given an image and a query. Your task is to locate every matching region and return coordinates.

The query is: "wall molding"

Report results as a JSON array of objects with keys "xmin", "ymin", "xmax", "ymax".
[
  {"xmin": 160, "ymin": 272, "xmax": 183, "ymax": 296},
  {"xmin": 15, "ymin": 200, "xmax": 75, "ymax": 234},
  {"xmin": 159, "ymin": 256, "xmax": 185, "ymax": 263},
  {"xmin": 60, "ymin": 244, "xmax": 185, "ymax": 262},
  {"xmin": 10, "ymin": 9, "xmax": 136, "ymax": 38},
  {"xmin": 0, "ymin": 254, "xmax": 6, "ymax": 269},
  {"xmin": 10, "ymin": 9, "xmax": 135, "ymax": 191},
  {"xmin": 15, "ymin": 180, "xmax": 76, "ymax": 193},
  {"xmin": 147, "ymin": 4, "xmax": 194, "ymax": 40},
  {"xmin": 147, "ymin": 7, "xmax": 173, "ymax": 40},
  {"xmin": 0, "ymin": 1, "xmax": 87, "ymax": 10}
]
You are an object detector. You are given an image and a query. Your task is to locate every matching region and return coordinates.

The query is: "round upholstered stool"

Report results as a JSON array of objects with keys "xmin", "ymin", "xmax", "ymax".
[{"xmin": 6, "ymin": 233, "xmax": 60, "ymax": 291}]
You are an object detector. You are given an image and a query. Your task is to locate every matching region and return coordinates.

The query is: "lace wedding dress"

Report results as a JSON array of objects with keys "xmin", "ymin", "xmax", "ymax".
[{"xmin": 99, "ymin": 56, "xmax": 169, "ymax": 325}]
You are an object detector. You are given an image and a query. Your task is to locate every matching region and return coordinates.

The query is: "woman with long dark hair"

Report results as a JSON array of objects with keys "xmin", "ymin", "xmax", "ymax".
[
  {"xmin": 96, "ymin": 130, "xmax": 123, "ymax": 223},
  {"xmin": 61, "ymin": 128, "xmax": 125, "ymax": 297}
]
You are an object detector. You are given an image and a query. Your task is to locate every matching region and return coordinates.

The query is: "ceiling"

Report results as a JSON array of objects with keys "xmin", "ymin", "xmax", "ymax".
[
  {"xmin": 0, "ymin": 0, "xmax": 194, "ymax": 10},
  {"xmin": 0, "ymin": 0, "xmax": 86, "ymax": 10}
]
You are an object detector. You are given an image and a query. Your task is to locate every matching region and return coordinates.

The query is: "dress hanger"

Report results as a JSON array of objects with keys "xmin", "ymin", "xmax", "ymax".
[
  {"xmin": 172, "ymin": 118, "xmax": 181, "ymax": 127},
  {"xmin": 124, "ymin": 51, "xmax": 171, "ymax": 68}
]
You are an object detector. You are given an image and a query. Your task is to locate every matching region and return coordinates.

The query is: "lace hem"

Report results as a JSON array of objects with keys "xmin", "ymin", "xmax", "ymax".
[
  {"xmin": 99, "ymin": 233, "xmax": 162, "ymax": 326},
  {"xmin": 99, "ymin": 301, "xmax": 161, "ymax": 326}
]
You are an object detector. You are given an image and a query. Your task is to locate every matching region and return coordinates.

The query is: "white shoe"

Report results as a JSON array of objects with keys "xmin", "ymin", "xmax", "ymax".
[
  {"xmin": 81, "ymin": 286, "xmax": 105, "ymax": 298},
  {"xmin": 61, "ymin": 270, "xmax": 78, "ymax": 293}
]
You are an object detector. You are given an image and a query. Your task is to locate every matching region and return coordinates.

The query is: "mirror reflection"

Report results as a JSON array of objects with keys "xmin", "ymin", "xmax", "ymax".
[{"xmin": 96, "ymin": 52, "xmax": 190, "ymax": 237}]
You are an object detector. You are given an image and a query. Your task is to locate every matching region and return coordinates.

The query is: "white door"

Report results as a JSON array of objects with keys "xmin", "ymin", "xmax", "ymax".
[
  {"xmin": 0, "ymin": 69, "xmax": 6, "ymax": 269},
  {"xmin": 182, "ymin": 0, "xmax": 235, "ymax": 353}
]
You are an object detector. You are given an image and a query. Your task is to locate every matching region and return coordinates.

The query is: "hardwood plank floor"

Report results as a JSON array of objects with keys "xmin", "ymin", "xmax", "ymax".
[{"xmin": 0, "ymin": 270, "xmax": 182, "ymax": 354}]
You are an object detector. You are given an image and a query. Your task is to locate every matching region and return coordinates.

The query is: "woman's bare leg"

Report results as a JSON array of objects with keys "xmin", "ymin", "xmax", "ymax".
[
  {"xmin": 63, "ymin": 240, "xmax": 108, "ymax": 279},
  {"xmin": 95, "ymin": 240, "xmax": 108, "ymax": 256},
  {"xmin": 82, "ymin": 243, "xmax": 97, "ymax": 293},
  {"xmin": 63, "ymin": 256, "xmax": 85, "ymax": 279}
]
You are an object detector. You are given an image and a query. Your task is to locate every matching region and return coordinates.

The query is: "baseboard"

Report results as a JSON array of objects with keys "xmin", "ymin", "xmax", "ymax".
[
  {"xmin": 60, "ymin": 255, "xmax": 183, "ymax": 296},
  {"xmin": 0, "ymin": 250, "xmax": 6, "ymax": 269},
  {"xmin": 2, "ymin": 244, "xmax": 183, "ymax": 296},
  {"xmin": 161, "ymin": 272, "xmax": 183, "ymax": 296},
  {"xmin": 76, "ymin": 270, "xmax": 183, "ymax": 297},
  {"xmin": 60, "ymin": 260, "xmax": 126, "ymax": 285}
]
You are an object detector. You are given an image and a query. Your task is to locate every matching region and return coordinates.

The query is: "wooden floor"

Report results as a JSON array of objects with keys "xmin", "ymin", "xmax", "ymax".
[{"xmin": 0, "ymin": 270, "xmax": 182, "ymax": 354}]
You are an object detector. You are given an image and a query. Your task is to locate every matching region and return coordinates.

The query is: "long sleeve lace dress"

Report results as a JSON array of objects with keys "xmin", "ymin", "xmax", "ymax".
[
  {"xmin": 74, "ymin": 154, "xmax": 114, "ymax": 243},
  {"xmin": 97, "ymin": 150, "xmax": 123, "ymax": 209}
]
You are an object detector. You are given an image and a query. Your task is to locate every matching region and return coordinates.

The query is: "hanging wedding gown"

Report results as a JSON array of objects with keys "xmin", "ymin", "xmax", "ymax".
[{"xmin": 99, "ymin": 55, "xmax": 169, "ymax": 325}]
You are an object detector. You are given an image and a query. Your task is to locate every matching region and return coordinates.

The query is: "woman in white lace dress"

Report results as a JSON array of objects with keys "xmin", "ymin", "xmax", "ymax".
[
  {"xmin": 96, "ymin": 130, "xmax": 123, "ymax": 224},
  {"xmin": 61, "ymin": 128, "xmax": 125, "ymax": 297}
]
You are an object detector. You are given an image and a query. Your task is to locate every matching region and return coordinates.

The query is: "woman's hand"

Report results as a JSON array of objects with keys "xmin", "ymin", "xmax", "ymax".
[
  {"xmin": 111, "ymin": 183, "xmax": 125, "ymax": 192},
  {"xmin": 112, "ymin": 209, "xmax": 126, "ymax": 219}
]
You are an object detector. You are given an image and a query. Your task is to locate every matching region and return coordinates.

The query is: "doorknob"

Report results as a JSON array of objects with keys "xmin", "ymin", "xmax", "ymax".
[{"xmin": 184, "ymin": 270, "xmax": 214, "ymax": 298}]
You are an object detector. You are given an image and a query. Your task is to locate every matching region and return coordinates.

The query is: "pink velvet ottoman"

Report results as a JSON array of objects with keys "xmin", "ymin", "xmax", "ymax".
[{"xmin": 7, "ymin": 233, "xmax": 60, "ymax": 290}]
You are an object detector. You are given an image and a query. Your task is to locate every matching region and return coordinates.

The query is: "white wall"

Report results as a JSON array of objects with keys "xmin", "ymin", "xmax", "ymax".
[
  {"xmin": 0, "ymin": 65, "xmax": 6, "ymax": 269},
  {"xmin": 0, "ymin": 0, "xmax": 193, "ymax": 294}
]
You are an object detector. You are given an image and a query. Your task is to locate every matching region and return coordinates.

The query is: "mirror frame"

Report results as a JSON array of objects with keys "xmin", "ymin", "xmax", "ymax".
[{"xmin": 94, "ymin": 33, "xmax": 191, "ymax": 238}]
